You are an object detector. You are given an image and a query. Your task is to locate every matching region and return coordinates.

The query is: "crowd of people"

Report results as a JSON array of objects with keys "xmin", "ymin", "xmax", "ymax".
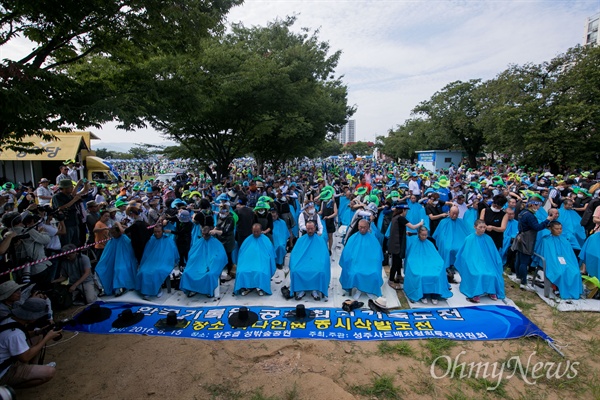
[{"xmin": 0, "ymin": 156, "xmax": 600, "ymax": 388}]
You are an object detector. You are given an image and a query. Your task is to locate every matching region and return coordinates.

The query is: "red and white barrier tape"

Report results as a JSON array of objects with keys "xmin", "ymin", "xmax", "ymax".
[
  {"xmin": 1, "ymin": 238, "xmax": 111, "ymax": 276},
  {"xmin": 3, "ymin": 223, "xmax": 160, "ymax": 276}
]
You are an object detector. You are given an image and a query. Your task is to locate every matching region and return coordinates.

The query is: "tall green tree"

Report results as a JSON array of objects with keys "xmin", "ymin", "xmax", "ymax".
[
  {"xmin": 315, "ymin": 138, "xmax": 343, "ymax": 158},
  {"xmin": 479, "ymin": 45, "xmax": 600, "ymax": 171},
  {"xmin": 131, "ymin": 17, "xmax": 353, "ymax": 180},
  {"xmin": 413, "ymin": 80, "xmax": 484, "ymax": 167},
  {"xmin": 0, "ymin": 0, "xmax": 241, "ymax": 152},
  {"xmin": 343, "ymin": 141, "xmax": 372, "ymax": 158},
  {"xmin": 377, "ymin": 118, "xmax": 444, "ymax": 162}
]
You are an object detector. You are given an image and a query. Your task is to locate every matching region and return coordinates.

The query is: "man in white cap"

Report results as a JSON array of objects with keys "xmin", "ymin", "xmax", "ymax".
[
  {"xmin": 35, "ymin": 178, "xmax": 53, "ymax": 206},
  {"xmin": 0, "ymin": 297, "xmax": 61, "ymax": 388}
]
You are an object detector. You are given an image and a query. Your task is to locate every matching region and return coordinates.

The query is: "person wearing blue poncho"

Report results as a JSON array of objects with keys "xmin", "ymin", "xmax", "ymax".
[
  {"xmin": 271, "ymin": 209, "xmax": 290, "ymax": 269},
  {"xmin": 404, "ymin": 226, "xmax": 453, "ymax": 304},
  {"xmin": 432, "ymin": 206, "xmax": 469, "ymax": 272},
  {"xmin": 338, "ymin": 193, "xmax": 353, "ymax": 227},
  {"xmin": 538, "ymin": 221, "xmax": 583, "ymax": 300},
  {"xmin": 180, "ymin": 226, "xmax": 228, "ymax": 298},
  {"xmin": 234, "ymin": 224, "xmax": 276, "ymax": 296},
  {"xmin": 289, "ymin": 221, "xmax": 331, "ymax": 301},
  {"xmin": 406, "ymin": 195, "xmax": 429, "ymax": 234},
  {"xmin": 95, "ymin": 227, "xmax": 138, "ymax": 297},
  {"xmin": 136, "ymin": 225, "xmax": 180, "ymax": 299},
  {"xmin": 339, "ymin": 219, "xmax": 384, "ymax": 300},
  {"xmin": 558, "ymin": 198, "xmax": 586, "ymax": 251},
  {"xmin": 455, "ymin": 219, "xmax": 505, "ymax": 303},
  {"xmin": 580, "ymin": 232, "xmax": 600, "ymax": 279},
  {"xmin": 500, "ymin": 208, "xmax": 519, "ymax": 266}
]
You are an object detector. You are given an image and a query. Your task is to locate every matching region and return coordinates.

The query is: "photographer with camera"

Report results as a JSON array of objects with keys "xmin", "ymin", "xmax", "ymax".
[
  {"xmin": 36, "ymin": 205, "xmax": 66, "ymax": 281},
  {"xmin": 0, "ymin": 297, "xmax": 60, "ymax": 388},
  {"xmin": 51, "ymin": 179, "xmax": 88, "ymax": 247},
  {"xmin": 0, "ymin": 229, "xmax": 17, "ymax": 280},
  {"xmin": 1, "ymin": 212, "xmax": 51, "ymax": 286},
  {"xmin": 51, "ymin": 244, "xmax": 97, "ymax": 305},
  {"xmin": 0, "ymin": 281, "xmax": 52, "ymax": 323}
]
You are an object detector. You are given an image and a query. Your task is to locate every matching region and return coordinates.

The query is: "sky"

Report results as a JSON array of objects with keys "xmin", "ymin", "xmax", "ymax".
[{"xmin": 3, "ymin": 0, "xmax": 599, "ymax": 146}]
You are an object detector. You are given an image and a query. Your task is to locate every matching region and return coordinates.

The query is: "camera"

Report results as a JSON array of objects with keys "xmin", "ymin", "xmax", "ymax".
[
  {"xmin": 41, "ymin": 318, "xmax": 77, "ymax": 341},
  {"xmin": 0, "ymin": 385, "xmax": 15, "ymax": 400},
  {"xmin": 42, "ymin": 207, "xmax": 65, "ymax": 222}
]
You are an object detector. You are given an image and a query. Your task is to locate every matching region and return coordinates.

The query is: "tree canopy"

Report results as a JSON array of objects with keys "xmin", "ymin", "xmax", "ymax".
[
  {"xmin": 0, "ymin": 0, "xmax": 241, "ymax": 152},
  {"xmin": 116, "ymin": 17, "xmax": 353, "ymax": 179},
  {"xmin": 378, "ymin": 45, "xmax": 600, "ymax": 171}
]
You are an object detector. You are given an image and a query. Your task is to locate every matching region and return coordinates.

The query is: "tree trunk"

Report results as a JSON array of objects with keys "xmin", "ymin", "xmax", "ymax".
[
  {"xmin": 255, "ymin": 157, "xmax": 265, "ymax": 178},
  {"xmin": 468, "ymin": 152, "xmax": 477, "ymax": 168}
]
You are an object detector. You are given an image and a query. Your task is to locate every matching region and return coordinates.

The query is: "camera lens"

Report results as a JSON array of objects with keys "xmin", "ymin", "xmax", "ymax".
[{"xmin": 0, "ymin": 385, "xmax": 16, "ymax": 400}]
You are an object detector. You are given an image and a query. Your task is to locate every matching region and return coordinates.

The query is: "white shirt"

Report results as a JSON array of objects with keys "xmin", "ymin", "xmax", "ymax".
[
  {"xmin": 36, "ymin": 185, "xmax": 53, "ymax": 205},
  {"xmin": 0, "ymin": 318, "xmax": 29, "ymax": 378},
  {"xmin": 408, "ymin": 180, "xmax": 421, "ymax": 195},
  {"xmin": 95, "ymin": 194, "xmax": 106, "ymax": 204},
  {"xmin": 456, "ymin": 203, "xmax": 468, "ymax": 219},
  {"xmin": 68, "ymin": 166, "xmax": 83, "ymax": 181},
  {"xmin": 41, "ymin": 222, "xmax": 61, "ymax": 250}
]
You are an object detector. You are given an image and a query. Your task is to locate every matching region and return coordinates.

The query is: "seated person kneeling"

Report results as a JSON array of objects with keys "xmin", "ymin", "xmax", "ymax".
[
  {"xmin": 538, "ymin": 221, "xmax": 583, "ymax": 300},
  {"xmin": 289, "ymin": 220, "xmax": 331, "ymax": 301},
  {"xmin": 0, "ymin": 298, "xmax": 61, "ymax": 388},
  {"xmin": 404, "ymin": 226, "xmax": 453, "ymax": 305},
  {"xmin": 454, "ymin": 219, "xmax": 505, "ymax": 303},
  {"xmin": 234, "ymin": 223, "xmax": 276, "ymax": 296},
  {"xmin": 52, "ymin": 244, "xmax": 98, "ymax": 305},
  {"xmin": 339, "ymin": 219, "xmax": 384, "ymax": 300},
  {"xmin": 180, "ymin": 226, "xmax": 228, "ymax": 298}
]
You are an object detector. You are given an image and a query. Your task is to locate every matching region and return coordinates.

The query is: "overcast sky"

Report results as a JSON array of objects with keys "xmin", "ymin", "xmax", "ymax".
[{"xmin": 3, "ymin": 0, "xmax": 599, "ymax": 145}]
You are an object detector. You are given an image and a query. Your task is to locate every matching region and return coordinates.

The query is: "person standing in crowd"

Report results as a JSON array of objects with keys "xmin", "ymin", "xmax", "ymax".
[
  {"xmin": 211, "ymin": 204, "xmax": 236, "ymax": 281},
  {"xmin": 512, "ymin": 196, "xmax": 558, "ymax": 291},
  {"xmin": 480, "ymin": 194, "xmax": 508, "ymax": 250},
  {"xmin": 387, "ymin": 203, "xmax": 423, "ymax": 290},
  {"xmin": 52, "ymin": 244, "xmax": 97, "ymax": 305},
  {"xmin": 55, "ymin": 165, "xmax": 70, "ymax": 185},
  {"xmin": 52, "ymin": 179, "xmax": 88, "ymax": 247},
  {"xmin": 35, "ymin": 178, "xmax": 53, "ymax": 206}
]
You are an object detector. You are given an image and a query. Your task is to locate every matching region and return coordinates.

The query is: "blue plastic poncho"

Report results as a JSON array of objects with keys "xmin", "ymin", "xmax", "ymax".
[
  {"xmin": 179, "ymin": 236, "xmax": 228, "ymax": 296},
  {"xmin": 500, "ymin": 219, "xmax": 519, "ymax": 264},
  {"xmin": 580, "ymin": 232, "xmax": 600, "ymax": 279},
  {"xmin": 404, "ymin": 237, "xmax": 453, "ymax": 302},
  {"xmin": 272, "ymin": 219, "xmax": 290, "ymax": 265},
  {"xmin": 191, "ymin": 223, "xmax": 202, "ymax": 246},
  {"xmin": 289, "ymin": 233, "xmax": 331, "ymax": 296},
  {"xmin": 95, "ymin": 235, "xmax": 138, "ymax": 295},
  {"xmin": 371, "ymin": 221, "xmax": 384, "ymax": 246},
  {"xmin": 558, "ymin": 206, "xmax": 586, "ymax": 250},
  {"xmin": 406, "ymin": 202, "xmax": 429, "ymax": 233},
  {"xmin": 339, "ymin": 231, "xmax": 384, "ymax": 296},
  {"xmin": 463, "ymin": 207, "xmax": 479, "ymax": 234},
  {"xmin": 432, "ymin": 217, "xmax": 469, "ymax": 268},
  {"xmin": 538, "ymin": 234, "xmax": 583, "ymax": 300},
  {"xmin": 338, "ymin": 196, "xmax": 354, "ymax": 226},
  {"xmin": 136, "ymin": 234, "xmax": 179, "ymax": 296},
  {"xmin": 233, "ymin": 234, "xmax": 276, "ymax": 294},
  {"xmin": 455, "ymin": 233, "xmax": 506, "ymax": 299}
]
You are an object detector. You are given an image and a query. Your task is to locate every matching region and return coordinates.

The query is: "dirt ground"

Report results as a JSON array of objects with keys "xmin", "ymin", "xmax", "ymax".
[{"xmin": 20, "ymin": 279, "xmax": 600, "ymax": 400}]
